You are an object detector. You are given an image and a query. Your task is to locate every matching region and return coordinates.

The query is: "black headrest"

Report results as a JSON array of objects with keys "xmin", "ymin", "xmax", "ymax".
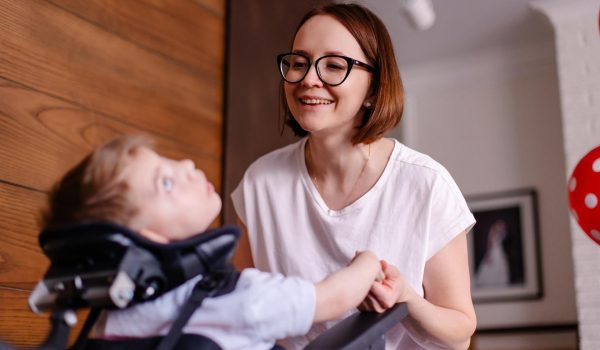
[{"xmin": 30, "ymin": 221, "xmax": 240, "ymax": 313}]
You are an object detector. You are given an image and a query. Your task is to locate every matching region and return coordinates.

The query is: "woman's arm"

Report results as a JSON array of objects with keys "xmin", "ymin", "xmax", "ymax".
[
  {"xmin": 232, "ymin": 216, "xmax": 255, "ymax": 269},
  {"xmin": 313, "ymin": 251, "xmax": 382, "ymax": 323},
  {"xmin": 364, "ymin": 231, "xmax": 476, "ymax": 349}
]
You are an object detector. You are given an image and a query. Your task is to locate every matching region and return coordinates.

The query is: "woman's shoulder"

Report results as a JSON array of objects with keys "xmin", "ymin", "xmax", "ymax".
[
  {"xmin": 388, "ymin": 140, "xmax": 469, "ymax": 206},
  {"xmin": 388, "ymin": 139, "xmax": 456, "ymax": 185},
  {"xmin": 244, "ymin": 139, "xmax": 304, "ymax": 178}
]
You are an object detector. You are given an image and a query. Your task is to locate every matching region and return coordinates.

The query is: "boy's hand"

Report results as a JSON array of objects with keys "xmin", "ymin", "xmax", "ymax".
[{"xmin": 352, "ymin": 250, "xmax": 384, "ymax": 281}]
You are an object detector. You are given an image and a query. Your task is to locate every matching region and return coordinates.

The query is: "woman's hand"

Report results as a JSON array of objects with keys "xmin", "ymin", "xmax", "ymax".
[{"xmin": 358, "ymin": 260, "xmax": 410, "ymax": 313}]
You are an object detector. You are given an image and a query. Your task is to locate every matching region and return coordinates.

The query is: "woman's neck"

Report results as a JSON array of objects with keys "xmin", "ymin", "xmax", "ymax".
[
  {"xmin": 305, "ymin": 135, "xmax": 372, "ymax": 210},
  {"xmin": 305, "ymin": 135, "xmax": 395, "ymax": 210},
  {"xmin": 305, "ymin": 135, "xmax": 368, "ymax": 180}
]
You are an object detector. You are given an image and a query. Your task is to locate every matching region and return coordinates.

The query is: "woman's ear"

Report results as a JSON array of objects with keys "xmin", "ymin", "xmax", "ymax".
[{"xmin": 138, "ymin": 227, "xmax": 170, "ymax": 244}]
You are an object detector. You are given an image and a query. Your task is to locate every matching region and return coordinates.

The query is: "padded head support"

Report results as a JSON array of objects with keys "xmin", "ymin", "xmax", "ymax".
[{"xmin": 29, "ymin": 221, "xmax": 240, "ymax": 313}]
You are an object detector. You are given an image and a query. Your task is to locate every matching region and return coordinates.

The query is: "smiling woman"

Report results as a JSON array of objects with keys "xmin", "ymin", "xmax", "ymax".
[{"xmin": 231, "ymin": 3, "xmax": 477, "ymax": 349}]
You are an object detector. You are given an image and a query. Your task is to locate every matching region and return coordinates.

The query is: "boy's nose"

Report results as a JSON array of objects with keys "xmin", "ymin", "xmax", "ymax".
[
  {"xmin": 180, "ymin": 159, "xmax": 206, "ymax": 182},
  {"xmin": 180, "ymin": 159, "xmax": 197, "ymax": 176},
  {"xmin": 181, "ymin": 159, "xmax": 195, "ymax": 169}
]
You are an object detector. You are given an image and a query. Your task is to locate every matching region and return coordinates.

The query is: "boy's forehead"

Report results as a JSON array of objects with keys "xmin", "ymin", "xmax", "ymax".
[
  {"xmin": 129, "ymin": 147, "xmax": 159, "ymax": 168},
  {"xmin": 126, "ymin": 147, "xmax": 162, "ymax": 190}
]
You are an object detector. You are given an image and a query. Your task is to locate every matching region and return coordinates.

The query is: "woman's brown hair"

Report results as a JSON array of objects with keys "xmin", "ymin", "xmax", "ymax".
[
  {"xmin": 42, "ymin": 135, "xmax": 152, "ymax": 229},
  {"xmin": 280, "ymin": 3, "xmax": 404, "ymax": 145}
]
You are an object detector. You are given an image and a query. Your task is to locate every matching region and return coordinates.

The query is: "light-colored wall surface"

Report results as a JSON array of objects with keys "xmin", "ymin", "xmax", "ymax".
[
  {"xmin": 532, "ymin": 1, "xmax": 600, "ymax": 349},
  {"xmin": 395, "ymin": 43, "xmax": 578, "ymax": 348},
  {"xmin": 0, "ymin": 0, "xmax": 225, "ymax": 346}
]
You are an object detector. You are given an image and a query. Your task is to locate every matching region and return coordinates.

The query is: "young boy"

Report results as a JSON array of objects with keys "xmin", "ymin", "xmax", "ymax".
[{"xmin": 43, "ymin": 135, "xmax": 383, "ymax": 350}]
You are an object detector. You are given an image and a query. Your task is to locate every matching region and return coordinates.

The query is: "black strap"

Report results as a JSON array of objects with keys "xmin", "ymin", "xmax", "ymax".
[
  {"xmin": 71, "ymin": 307, "xmax": 102, "ymax": 350},
  {"xmin": 155, "ymin": 269, "xmax": 240, "ymax": 350}
]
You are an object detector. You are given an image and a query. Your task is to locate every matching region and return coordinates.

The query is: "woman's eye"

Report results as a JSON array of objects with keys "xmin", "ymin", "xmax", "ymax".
[
  {"xmin": 326, "ymin": 64, "xmax": 344, "ymax": 70},
  {"xmin": 162, "ymin": 177, "xmax": 174, "ymax": 192}
]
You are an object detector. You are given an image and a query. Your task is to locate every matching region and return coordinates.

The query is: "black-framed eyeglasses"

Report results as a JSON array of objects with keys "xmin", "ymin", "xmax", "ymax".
[{"xmin": 277, "ymin": 53, "xmax": 376, "ymax": 87}]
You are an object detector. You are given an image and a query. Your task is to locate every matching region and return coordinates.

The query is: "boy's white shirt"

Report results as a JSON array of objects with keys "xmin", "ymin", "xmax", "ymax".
[
  {"xmin": 93, "ymin": 268, "xmax": 315, "ymax": 350},
  {"xmin": 231, "ymin": 137, "xmax": 475, "ymax": 349}
]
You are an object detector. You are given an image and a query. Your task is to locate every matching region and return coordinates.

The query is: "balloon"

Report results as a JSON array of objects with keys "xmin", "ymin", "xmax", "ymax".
[{"xmin": 568, "ymin": 146, "xmax": 600, "ymax": 245}]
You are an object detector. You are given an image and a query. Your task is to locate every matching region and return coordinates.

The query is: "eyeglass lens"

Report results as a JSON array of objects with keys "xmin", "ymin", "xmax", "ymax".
[{"xmin": 280, "ymin": 54, "xmax": 350, "ymax": 86}]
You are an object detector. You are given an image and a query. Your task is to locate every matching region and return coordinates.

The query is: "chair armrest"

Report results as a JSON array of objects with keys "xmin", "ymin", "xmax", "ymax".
[{"xmin": 304, "ymin": 303, "xmax": 408, "ymax": 350}]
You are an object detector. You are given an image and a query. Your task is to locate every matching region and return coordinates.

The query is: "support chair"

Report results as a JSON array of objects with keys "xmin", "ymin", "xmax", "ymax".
[{"xmin": 8, "ymin": 222, "xmax": 408, "ymax": 350}]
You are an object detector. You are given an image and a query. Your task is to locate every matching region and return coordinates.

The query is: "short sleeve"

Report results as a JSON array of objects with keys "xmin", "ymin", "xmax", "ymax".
[
  {"xmin": 239, "ymin": 269, "xmax": 316, "ymax": 341},
  {"xmin": 231, "ymin": 177, "xmax": 247, "ymax": 225},
  {"xmin": 426, "ymin": 172, "xmax": 476, "ymax": 260}
]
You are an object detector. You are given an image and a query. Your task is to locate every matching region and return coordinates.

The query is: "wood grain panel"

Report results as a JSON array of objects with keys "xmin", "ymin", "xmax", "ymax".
[
  {"xmin": 0, "ymin": 0, "xmax": 223, "ymax": 151},
  {"xmin": 190, "ymin": 0, "xmax": 225, "ymax": 17},
  {"xmin": 0, "ymin": 183, "xmax": 47, "ymax": 289},
  {"xmin": 0, "ymin": 287, "xmax": 88, "ymax": 347},
  {"xmin": 0, "ymin": 78, "xmax": 221, "ymax": 193},
  {"xmin": 50, "ymin": 0, "xmax": 224, "ymax": 74}
]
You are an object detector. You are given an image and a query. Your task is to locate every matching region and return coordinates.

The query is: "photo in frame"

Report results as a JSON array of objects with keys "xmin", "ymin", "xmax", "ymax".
[{"xmin": 466, "ymin": 189, "xmax": 543, "ymax": 303}]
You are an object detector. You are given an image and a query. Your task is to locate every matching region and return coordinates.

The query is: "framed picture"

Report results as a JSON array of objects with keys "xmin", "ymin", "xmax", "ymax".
[{"xmin": 467, "ymin": 189, "xmax": 543, "ymax": 303}]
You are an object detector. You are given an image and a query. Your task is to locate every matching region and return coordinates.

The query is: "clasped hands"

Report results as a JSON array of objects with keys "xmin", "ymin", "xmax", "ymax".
[{"xmin": 353, "ymin": 251, "xmax": 409, "ymax": 313}]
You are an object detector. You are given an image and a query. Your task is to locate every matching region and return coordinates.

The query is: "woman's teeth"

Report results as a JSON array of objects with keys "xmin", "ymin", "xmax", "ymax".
[{"xmin": 301, "ymin": 98, "xmax": 332, "ymax": 105}]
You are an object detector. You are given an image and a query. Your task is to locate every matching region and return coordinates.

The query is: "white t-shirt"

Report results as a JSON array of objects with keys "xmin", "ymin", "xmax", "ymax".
[
  {"xmin": 93, "ymin": 268, "xmax": 315, "ymax": 350},
  {"xmin": 232, "ymin": 138, "xmax": 475, "ymax": 350}
]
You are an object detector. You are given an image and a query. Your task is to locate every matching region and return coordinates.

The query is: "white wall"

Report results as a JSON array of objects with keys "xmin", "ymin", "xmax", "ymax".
[
  {"xmin": 388, "ymin": 20, "xmax": 579, "ymax": 350},
  {"xmin": 531, "ymin": 1, "xmax": 600, "ymax": 349}
]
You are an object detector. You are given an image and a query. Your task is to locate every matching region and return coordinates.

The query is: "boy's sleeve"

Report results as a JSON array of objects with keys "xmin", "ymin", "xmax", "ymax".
[{"xmin": 239, "ymin": 269, "xmax": 316, "ymax": 340}]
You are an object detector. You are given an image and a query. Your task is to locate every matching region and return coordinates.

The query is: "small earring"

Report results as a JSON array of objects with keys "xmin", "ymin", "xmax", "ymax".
[{"xmin": 363, "ymin": 101, "xmax": 372, "ymax": 109}]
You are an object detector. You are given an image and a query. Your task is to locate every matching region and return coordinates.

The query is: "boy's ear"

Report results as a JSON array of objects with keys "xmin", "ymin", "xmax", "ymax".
[{"xmin": 138, "ymin": 227, "xmax": 169, "ymax": 244}]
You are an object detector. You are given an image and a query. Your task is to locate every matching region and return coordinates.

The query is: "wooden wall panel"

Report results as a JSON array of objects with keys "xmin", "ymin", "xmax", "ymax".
[
  {"xmin": 50, "ymin": 0, "xmax": 225, "ymax": 72},
  {"xmin": 0, "ymin": 182, "xmax": 47, "ymax": 290},
  {"xmin": 0, "ymin": 78, "xmax": 221, "ymax": 192},
  {"xmin": 0, "ymin": 288, "xmax": 89, "ymax": 348},
  {"xmin": 0, "ymin": 0, "xmax": 225, "ymax": 346},
  {"xmin": 0, "ymin": 0, "xmax": 222, "ymax": 153}
]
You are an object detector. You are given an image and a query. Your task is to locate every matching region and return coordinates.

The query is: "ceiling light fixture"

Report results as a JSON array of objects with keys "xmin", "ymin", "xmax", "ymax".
[{"xmin": 401, "ymin": 0, "xmax": 436, "ymax": 30}]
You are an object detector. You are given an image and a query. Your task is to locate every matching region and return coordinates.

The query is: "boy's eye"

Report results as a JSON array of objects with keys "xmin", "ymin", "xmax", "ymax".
[{"xmin": 162, "ymin": 177, "xmax": 174, "ymax": 192}]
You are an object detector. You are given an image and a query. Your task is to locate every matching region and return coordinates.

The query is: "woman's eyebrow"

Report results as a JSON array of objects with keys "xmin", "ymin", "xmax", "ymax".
[{"xmin": 292, "ymin": 49, "xmax": 347, "ymax": 57}]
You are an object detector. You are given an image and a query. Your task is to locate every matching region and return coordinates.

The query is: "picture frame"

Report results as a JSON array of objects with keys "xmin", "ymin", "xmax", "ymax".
[{"xmin": 467, "ymin": 189, "xmax": 543, "ymax": 303}]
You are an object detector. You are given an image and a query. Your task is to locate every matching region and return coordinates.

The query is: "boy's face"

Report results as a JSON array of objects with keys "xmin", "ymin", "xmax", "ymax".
[{"xmin": 124, "ymin": 147, "xmax": 221, "ymax": 243}]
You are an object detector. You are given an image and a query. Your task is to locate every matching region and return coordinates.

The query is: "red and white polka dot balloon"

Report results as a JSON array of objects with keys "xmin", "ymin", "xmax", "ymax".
[{"xmin": 569, "ymin": 146, "xmax": 600, "ymax": 245}]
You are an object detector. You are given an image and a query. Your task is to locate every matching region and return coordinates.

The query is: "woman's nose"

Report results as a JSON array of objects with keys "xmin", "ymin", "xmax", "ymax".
[{"xmin": 301, "ymin": 64, "xmax": 323, "ymax": 87}]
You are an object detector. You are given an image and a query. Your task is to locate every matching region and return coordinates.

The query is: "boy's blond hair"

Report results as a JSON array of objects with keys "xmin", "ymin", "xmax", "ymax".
[{"xmin": 43, "ymin": 135, "xmax": 152, "ymax": 228}]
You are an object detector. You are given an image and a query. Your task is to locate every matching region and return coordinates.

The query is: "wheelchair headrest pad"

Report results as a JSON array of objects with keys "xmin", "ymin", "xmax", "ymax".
[{"xmin": 29, "ymin": 221, "xmax": 240, "ymax": 313}]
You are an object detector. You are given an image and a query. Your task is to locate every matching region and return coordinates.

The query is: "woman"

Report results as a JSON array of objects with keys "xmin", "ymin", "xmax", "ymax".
[{"xmin": 231, "ymin": 3, "xmax": 476, "ymax": 349}]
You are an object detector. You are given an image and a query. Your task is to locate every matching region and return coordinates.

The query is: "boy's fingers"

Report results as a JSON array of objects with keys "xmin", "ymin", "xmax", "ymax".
[
  {"xmin": 358, "ymin": 296, "xmax": 375, "ymax": 311},
  {"xmin": 375, "ymin": 269, "xmax": 385, "ymax": 282},
  {"xmin": 359, "ymin": 294, "xmax": 386, "ymax": 313}
]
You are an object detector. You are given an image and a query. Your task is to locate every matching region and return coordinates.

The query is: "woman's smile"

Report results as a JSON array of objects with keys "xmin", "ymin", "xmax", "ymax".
[{"xmin": 299, "ymin": 95, "xmax": 333, "ymax": 105}]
